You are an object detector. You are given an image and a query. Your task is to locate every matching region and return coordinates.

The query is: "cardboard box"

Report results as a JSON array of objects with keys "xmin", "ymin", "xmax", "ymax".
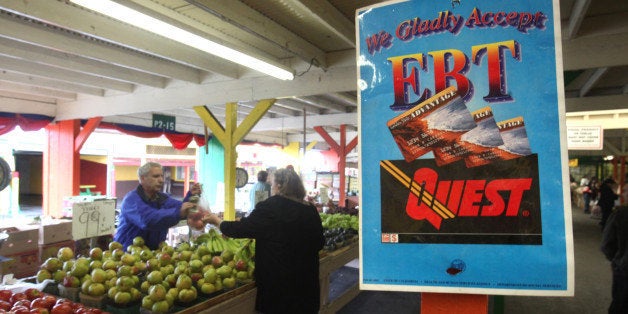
[
  {"xmin": 0, "ymin": 226, "xmax": 39, "ymax": 256},
  {"xmin": 39, "ymin": 219, "xmax": 73, "ymax": 245},
  {"xmin": 39, "ymin": 239, "xmax": 75, "ymax": 262},
  {"xmin": 0, "ymin": 249, "xmax": 39, "ymax": 279}
]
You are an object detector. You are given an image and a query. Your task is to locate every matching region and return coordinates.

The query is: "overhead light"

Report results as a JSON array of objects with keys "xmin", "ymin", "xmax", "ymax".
[{"xmin": 70, "ymin": 0, "xmax": 295, "ymax": 80}]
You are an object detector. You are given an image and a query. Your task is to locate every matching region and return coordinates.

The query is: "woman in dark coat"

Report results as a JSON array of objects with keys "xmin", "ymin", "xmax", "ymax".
[
  {"xmin": 204, "ymin": 168, "xmax": 325, "ymax": 314},
  {"xmin": 599, "ymin": 178, "xmax": 619, "ymax": 229}
]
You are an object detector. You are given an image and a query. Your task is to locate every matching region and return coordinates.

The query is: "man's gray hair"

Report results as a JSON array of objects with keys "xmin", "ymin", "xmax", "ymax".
[{"xmin": 138, "ymin": 162, "xmax": 162, "ymax": 180}]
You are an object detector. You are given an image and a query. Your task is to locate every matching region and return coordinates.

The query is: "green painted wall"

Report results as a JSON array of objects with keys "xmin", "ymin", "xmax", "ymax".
[{"xmin": 197, "ymin": 137, "xmax": 224, "ymax": 209}]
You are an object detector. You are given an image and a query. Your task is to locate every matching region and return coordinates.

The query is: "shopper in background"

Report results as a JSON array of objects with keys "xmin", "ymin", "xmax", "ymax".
[
  {"xmin": 599, "ymin": 177, "xmax": 619, "ymax": 230},
  {"xmin": 580, "ymin": 175, "xmax": 590, "ymax": 188},
  {"xmin": 204, "ymin": 168, "xmax": 324, "ymax": 314},
  {"xmin": 114, "ymin": 161, "xmax": 201, "ymax": 250},
  {"xmin": 601, "ymin": 205, "xmax": 628, "ymax": 314},
  {"xmin": 249, "ymin": 170, "xmax": 271, "ymax": 214},
  {"xmin": 583, "ymin": 176, "xmax": 598, "ymax": 214}
]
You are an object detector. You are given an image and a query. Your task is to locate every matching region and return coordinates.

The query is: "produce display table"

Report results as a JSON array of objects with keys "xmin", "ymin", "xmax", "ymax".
[
  {"xmin": 318, "ymin": 240, "xmax": 359, "ymax": 314},
  {"xmin": 173, "ymin": 282, "xmax": 257, "ymax": 314},
  {"xmin": 170, "ymin": 241, "xmax": 359, "ymax": 314}
]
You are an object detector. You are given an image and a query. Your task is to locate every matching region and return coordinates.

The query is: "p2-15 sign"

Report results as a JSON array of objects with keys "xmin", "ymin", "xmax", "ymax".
[{"xmin": 153, "ymin": 114, "xmax": 176, "ymax": 131}]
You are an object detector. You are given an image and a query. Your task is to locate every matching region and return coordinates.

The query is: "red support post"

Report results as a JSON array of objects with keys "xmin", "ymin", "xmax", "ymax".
[
  {"xmin": 43, "ymin": 118, "xmax": 100, "ymax": 217},
  {"xmin": 313, "ymin": 125, "xmax": 358, "ymax": 207},
  {"xmin": 44, "ymin": 120, "xmax": 80, "ymax": 217},
  {"xmin": 421, "ymin": 293, "xmax": 488, "ymax": 314}
]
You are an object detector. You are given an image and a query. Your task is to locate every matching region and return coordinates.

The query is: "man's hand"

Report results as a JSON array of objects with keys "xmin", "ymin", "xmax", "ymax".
[{"xmin": 179, "ymin": 202, "xmax": 196, "ymax": 219}]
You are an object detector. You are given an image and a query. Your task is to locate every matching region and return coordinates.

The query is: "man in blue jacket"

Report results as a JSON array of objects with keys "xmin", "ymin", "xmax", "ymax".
[{"xmin": 114, "ymin": 162, "xmax": 201, "ymax": 250}]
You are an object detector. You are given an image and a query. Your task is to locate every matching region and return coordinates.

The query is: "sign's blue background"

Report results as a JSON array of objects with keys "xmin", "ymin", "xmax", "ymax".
[{"xmin": 358, "ymin": 0, "xmax": 570, "ymax": 293}]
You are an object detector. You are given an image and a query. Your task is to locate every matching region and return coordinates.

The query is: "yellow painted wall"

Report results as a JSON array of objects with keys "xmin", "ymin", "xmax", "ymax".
[
  {"xmin": 81, "ymin": 155, "xmax": 107, "ymax": 164},
  {"xmin": 24, "ymin": 155, "xmax": 42, "ymax": 194},
  {"xmin": 115, "ymin": 165, "xmax": 139, "ymax": 181}
]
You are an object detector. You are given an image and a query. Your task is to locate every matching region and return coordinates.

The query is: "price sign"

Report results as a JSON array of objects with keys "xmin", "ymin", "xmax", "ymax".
[
  {"xmin": 152, "ymin": 113, "xmax": 176, "ymax": 131},
  {"xmin": 71, "ymin": 199, "xmax": 116, "ymax": 240}
]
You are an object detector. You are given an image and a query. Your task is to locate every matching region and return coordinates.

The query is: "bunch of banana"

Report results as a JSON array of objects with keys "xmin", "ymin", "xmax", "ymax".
[
  {"xmin": 222, "ymin": 237, "xmax": 242, "ymax": 253},
  {"xmin": 234, "ymin": 239, "xmax": 256, "ymax": 263},
  {"xmin": 193, "ymin": 233, "xmax": 211, "ymax": 246},
  {"xmin": 207, "ymin": 234, "xmax": 227, "ymax": 255}
]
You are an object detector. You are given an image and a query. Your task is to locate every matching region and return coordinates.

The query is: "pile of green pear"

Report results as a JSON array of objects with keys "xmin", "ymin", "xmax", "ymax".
[{"xmin": 36, "ymin": 234, "xmax": 255, "ymax": 310}]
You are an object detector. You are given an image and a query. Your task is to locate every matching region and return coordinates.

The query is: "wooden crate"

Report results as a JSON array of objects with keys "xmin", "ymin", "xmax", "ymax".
[
  {"xmin": 0, "ymin": 226, "xmax": 39, "ymax": 256},
  {"xmin": 39, "ymin": 220, "xmax": 72, "ymax": 245},
  {"xmin": 318, "ymin": 241, "xmax": 359, "ymax": 314},
  {"xmin": 39, "ymin": 239, "xmax": 75, "ymax": 262},
  {"xmin": 0, "ymin": 249, "xmax": 40, "ymax": 279}
]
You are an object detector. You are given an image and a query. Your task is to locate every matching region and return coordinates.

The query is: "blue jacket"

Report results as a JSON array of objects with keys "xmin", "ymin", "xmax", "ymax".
[{"xmin": 114, "ymin": 185, "xmax": 191, "ymax": 250}]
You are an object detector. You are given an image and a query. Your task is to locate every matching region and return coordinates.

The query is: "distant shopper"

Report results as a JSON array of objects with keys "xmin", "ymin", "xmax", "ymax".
[
  {"xmin": 602, "ymin": 205, "xmax": 628, "ymax": 314},
  {"xmin": 583, "ymin": 177, "xmax": 598, "ymax": 214},
  {"xmin": 204, "ymin": 168, "xmax": 324, "ymax": 314},
  {"xmin": 114, "ymin": 162, "xmax": 201, "ymax": 250},
  {"xmin": 249, "ymin": 170, "xmax": 271, "ymax": 213},
  {"xmin": 580, "ymin": 175, "xmax": 590, "ymax": 187},
  {"xmin": 599, "ymin": 178, "xmax": 619, "ymax": 229}
]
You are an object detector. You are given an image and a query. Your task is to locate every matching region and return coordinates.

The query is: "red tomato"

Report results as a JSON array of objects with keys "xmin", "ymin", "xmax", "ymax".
[
  {"xmin": 12, "ymin": 300, "xmax": 31, "ymax": 309},
  {"xmin": 29, "ymin": 308, "xmax": 50, "ymax": 314},
  {"xmin": 10, "ymin": 292, "xmax": 28, "ymax": 304},
  {"xmin": 40, "ymin": 296, "xmax": 56, "ymax": 309},
  {"xmin": 10, "ymin": 305, "xmax": 30, "ymax": 314},
  {"xmin": 50, "ymin": 303, "xmax": 73, "ymax": 314},
  {"xmin": 24, "ymin": 289, "xmax": 42, "ymax": 301},
  {"xmin": 30, "ymin": 298, "xmax": 51, "ymax": 311},
  {"xmin": 70, "ymin": 302, "xmax": 84, "ymax": 311},
  {"xmin": 0, "ymin": 290, "xmax": 11, "ymax": 303},
  {"xmin": 53, "ymin": 298, "xmax": 70, "ymax": 306},
  {"xmin": 0, "ymin": 301, "xmax": 10, "ymax": 311}
]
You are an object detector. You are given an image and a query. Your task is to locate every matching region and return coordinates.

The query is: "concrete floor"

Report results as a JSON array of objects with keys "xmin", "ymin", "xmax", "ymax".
[
  {"xmin": 338, "ymin": 204, "xmax": 612, "ymax": 314},
  {"xmin": 501, "ymin": 206, "xmax": 611, "ymax": 314}
]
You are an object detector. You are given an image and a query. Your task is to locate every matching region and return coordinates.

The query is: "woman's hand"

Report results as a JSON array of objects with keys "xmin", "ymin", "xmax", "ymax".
[{"xmin": 202, "ymin": 213, "xmax": 222, "ymax": 226}]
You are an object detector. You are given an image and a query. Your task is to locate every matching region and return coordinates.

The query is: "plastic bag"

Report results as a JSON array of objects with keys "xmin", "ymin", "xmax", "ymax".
[{"xmin": 187, "ymin": 194, "xmax": 211, "ymax": 231}]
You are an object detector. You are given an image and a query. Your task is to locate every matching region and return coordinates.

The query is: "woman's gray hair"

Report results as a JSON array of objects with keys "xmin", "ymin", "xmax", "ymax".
[
  {"xmin": 138, "ymin": 162, "xmax": 162, "ymax": 180},
  {"xmin": 272, "ymin": 168, "xmax": 306, "ymax": 200}
]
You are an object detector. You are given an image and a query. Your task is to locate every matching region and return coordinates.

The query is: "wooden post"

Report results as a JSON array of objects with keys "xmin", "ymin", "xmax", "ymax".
[
  {"xmin": 421, "ymin": 293, "xmax": 488, "ymax": 314},
  {"xmin": 43, "ymin": 118, "xmax": 102, "ymax": 217},
  {"xmin": 44, "ymin": 120, "xmax": 80, "ymax": 217},
  {"xmin": 194, "ymin": 100, "xmax": 274, "ymax": 221},
  {"xmin": 313, "ymin": 125, "xmax": 357, "ymax": 206}
]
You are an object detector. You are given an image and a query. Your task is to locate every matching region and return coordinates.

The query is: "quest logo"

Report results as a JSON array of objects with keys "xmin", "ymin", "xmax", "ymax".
[{"xmin": 380, "ymin": 155, "xmax": 541, "ymax": 245}]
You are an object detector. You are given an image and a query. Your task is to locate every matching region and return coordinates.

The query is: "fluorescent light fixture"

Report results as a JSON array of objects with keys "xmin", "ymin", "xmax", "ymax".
[{"xmin": 70, "ymin": 0, "xmax": 294, "ymax": 80}]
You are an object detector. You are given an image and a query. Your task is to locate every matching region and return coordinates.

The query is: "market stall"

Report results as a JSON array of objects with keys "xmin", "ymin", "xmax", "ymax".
[{"xmin": 0, "ymin": 212, "xmax": 360, "ymax": 313}]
